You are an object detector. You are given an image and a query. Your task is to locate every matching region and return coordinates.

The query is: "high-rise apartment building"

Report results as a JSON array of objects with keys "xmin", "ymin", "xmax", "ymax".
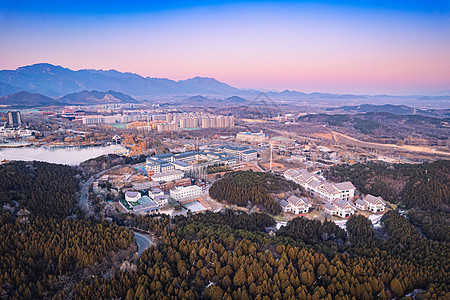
[{"xmin": 7, "ymin": 111, "xmax": 22, "ymax": 126}]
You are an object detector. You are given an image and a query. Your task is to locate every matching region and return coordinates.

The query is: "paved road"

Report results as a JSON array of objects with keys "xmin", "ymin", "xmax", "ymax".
[
  {"xmin": 134, "ymin": 231, "xmax": 154, "ymax": 256},
  {"xmin": 80, "ymin": 165, "xmax": 123, "ymax": 215}
]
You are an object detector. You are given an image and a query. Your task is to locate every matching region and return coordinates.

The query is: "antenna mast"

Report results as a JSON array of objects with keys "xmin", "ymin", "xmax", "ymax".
[{"xmin": 270, "ymin": 143, "xmax": 273, "ymax": 172}]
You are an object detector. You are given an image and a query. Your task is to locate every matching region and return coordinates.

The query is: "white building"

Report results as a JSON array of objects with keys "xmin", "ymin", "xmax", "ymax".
[
  {"xmin": 284, "ymin": 169, "xmax": 355, "ymax": 202},
  {"xmin": 236, "ymin": 131, "xmax": 268, "ymax": 143},
  {"xmin": 125, "ymin": 191, "xmax": 141, "ymax": 202},
  {"xmin": 355, "ymin": 194, "xmax": 386, "ymax": 213},
  {"xmin": 154, "ymin": 195, "xmax": 169, "ymax": 207},
  {"xmin": 242, "ymin": 150, "xmax": 258, "ymax": 161},
  {"xmin": 169, "ymin": 185, "xmax": 202, "ymax": 200},
  {"xmin": 172, "ymin": 161, "xmax": 193, "ymax": 172},
  {"xmin": 324, "ymin": 199, "xmax": 356, "ymax": 218},
  {"xmin": 280, "ymin": 195, "xmax": 312, "ymax": 214},
  {"xmin": 148, "ymin": 188, "xmax": 164, "ymax": 199},
  {"xmin": 150, "ymin": 170, "xmax": 184, "ymax": 182}
]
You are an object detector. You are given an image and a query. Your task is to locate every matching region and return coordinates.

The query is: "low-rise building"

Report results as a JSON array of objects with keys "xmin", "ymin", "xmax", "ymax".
[
  {"xmin": 242, "ymin": 149, "xmax": 258, "ymax": 161},
  {"xmin": 236, "ymin": 131, "xmax": 268, "ymax": 143},
  {"xmin": 133, "ymin": 181, "xmax": 161, "ymax": 192},
  {"xmin": 172, "ymin": 161, "xmax": 193, "ymax": 172},
  {"xmin": 169, "ymin": 185, "xmax": 203, "ymax": 200},
  {"xmin": 324, "ymin": 199, "xmax": 356, "ymax": 218},
  {"xmin": 146, "ymin": 157, "xmax": 175, "ymax": 176},
  {"xmin": 153, "ymin": 153, "xmax": 174, "ymax": 162},
  {"xmin": 148, "ymin": 188, "xmax": 164, "ymax": 199},
  {"xmin": 150, "ymin": 170, "xmax": 184, "ymax": 182},
  {"xmin": 125, "ymin": 191, "xmax": 141, "ymax": 202},
  {"xmin": 132, "ymin": 196, "xmax": 160, "ymax": 214},
  {"xmin": 174, "ymin": 178, "xmax": 192, "ymax": 187},
  {"xmin": 281, "ymin": 195, "xmax": 312, "ymax": 214},
  {"xmin": 355, "ymin": 194, "xmax": 386, "ymax": 213},
  {"xmin": 284, "ymin": 168, "xmax": 355, "ymax": 202},
  {"xmin": 174, "ymin": 151, "xmax": 201, "ymax": 163},
  {"xmin": 221, "ymin": 146, "xmax": 254, "ymax": 161},
  {"xmin": 154, "ymin": 194, "xmax": 169, "ymax": 207}
]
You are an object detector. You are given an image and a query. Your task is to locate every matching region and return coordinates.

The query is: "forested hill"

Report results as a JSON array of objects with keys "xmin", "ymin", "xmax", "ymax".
[
  {"xmin": 0, "ymin": 161, "xmax": 79, "ymax": 218},
  {"xmin": 325, "ymin": 160, "xmax": 450, "ymax": 211},
  {"xmin": 0, "ymin": 161, "xmax": 136, "ymax": 299},
  {"xmin": 209, "ymin": 170, "xmax": 302, "ymax": 214},
  {"xmin": 70, "ymin": 209, "xmax": 449, "ymax": 299},
  {"xmin": 0, "ymin": 216, "xmax": 134, "ymax": 299}
]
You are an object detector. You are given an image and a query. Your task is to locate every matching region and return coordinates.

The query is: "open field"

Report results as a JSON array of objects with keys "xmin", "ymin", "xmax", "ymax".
[{"xmin": 331, "ymin": 131, "xmax": 450, "ymax": 157}]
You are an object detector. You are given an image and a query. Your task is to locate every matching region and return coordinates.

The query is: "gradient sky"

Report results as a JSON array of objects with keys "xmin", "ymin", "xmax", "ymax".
[{"xmin": 0, "ymin": 0, "xmax": 449, "ymax": 95}]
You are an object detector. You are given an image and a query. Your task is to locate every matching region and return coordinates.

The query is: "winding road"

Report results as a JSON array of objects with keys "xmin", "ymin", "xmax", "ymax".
[
  {"xmin": 133, "ymin": 231, "xmax": 154, "ymax": 256},
  {"xmin": 79, "ymin": 165, "xmax": 155, "ymax": 256},
  {"xmin": 80, "ymin": 165, "xmax": 122, "ymax": 216}
]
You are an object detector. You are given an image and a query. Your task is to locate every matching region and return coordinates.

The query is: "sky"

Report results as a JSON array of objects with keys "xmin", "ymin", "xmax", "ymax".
[{"xmin": 0, "ymin": 0, "xmax": 449, "ymax": 95}]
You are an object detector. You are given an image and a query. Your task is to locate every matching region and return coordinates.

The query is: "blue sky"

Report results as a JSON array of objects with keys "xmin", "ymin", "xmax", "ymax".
[
  {"xmin": 2, "ymin": 1, "xmax": 449, "ymax": 14},
  {"xmin": 0, "ymin": 1, "xmax": 449, "ymax": 94}
]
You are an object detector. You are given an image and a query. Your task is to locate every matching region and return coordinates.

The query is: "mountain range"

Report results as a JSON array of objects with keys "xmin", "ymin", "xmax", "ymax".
[
  {"xmin": 0, "ymin": 63, "xmax": 240, "ymax": 98},
  {"xmin": 0, "ymin": 63, "xmax": 448, "ymax": 109},
  {"xmin": 0, "ymin": 90, "xmax": 138, "ymax": 108}
]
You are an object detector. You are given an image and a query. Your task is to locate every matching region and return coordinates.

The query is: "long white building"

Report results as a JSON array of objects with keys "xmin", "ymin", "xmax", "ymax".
[
  {"xmin": 150, "ymin": 170, "xmax": 184, "ymax": 182},
  {"xmin": 284, "ymin": 169, "xmax": 355, "ymax": 202},
  {"xmin": 169, "ymin": 185, "xmax": 202, "ymax": 200}
]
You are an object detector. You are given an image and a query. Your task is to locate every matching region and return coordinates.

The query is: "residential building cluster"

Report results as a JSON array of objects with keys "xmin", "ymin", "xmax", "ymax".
[
  {"xmin": 283, "ymin": 168, "xmax": 386, "ymax": 218},
  {"xmin": 284, "ymin": 169, "xmax": 355, "ymax": 202},
  {"xmin": 78, "ymin": 111, "xmax": 234, "ymax": 131}
]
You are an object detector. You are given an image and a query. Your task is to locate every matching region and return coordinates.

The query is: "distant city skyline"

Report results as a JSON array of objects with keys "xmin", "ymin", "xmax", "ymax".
[{"xmin": 0, "ymin": 0, "xmax": 449, "ymax": 95}]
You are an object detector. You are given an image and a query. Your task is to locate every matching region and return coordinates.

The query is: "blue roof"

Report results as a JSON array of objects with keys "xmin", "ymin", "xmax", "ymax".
[
  {"xmin": 154, "ymin": 153, "xmax": 174, "ymax": 159},
  {"xmin": 173, "ymin": 161, "xmax": 190, "ymax": 167},
  {"xmin": 243, "ymin": 150, "xmax": 257, "ymax": 154},
  {"xmin": 146, "ymin": 158, "xmax": 166, "ymax": 165},
  {"xmin": 220, "ymin": 156, "xmax": 236, "ymax": 161},
  {"xmin": 224, "ymin": 146, "xmax": 249, "ymax": 151},
  {"xmin": 174, "ymin": 151, "xmax": 201, "ymax": 158}
]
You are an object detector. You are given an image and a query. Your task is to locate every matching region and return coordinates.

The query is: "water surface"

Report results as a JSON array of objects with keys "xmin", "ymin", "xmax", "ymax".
[{"xmin": 0, "ymin": 145, "xmax": 126, "ymax": 165}]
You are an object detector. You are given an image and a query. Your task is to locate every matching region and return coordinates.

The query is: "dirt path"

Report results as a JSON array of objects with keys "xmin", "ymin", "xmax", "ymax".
[{"xmin": 331, "ymin": 131, "xmax": 450, "ymax": 156}]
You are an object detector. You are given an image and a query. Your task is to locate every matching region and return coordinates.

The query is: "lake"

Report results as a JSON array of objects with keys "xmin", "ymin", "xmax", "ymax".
[{"xmin": 0, "ymin": 144, "xmax": 127, "ymax": 165}]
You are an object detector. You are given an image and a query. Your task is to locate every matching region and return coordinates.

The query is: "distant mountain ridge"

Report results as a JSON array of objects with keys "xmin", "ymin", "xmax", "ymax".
[
  {"xmin": 0, "ymin": 90, "xmax": 251, "ymax": 108},
  {"xmin": 0, "ymin": 91, "xmax": 65, "ymax": 107},
  {"xmin": 60, "ymin": 90, "xmax": 137, "ymax": 104},
  {"xmin": 0, "ymin": 63, "xmax": 240, "ymax": 97},
  {"xmin": 0, "ymin": 63, "xmax": 448, "ymax": 109},
  {"xmin": 0, "ymin": 90, "xmax": 137, "ymax": 108}
]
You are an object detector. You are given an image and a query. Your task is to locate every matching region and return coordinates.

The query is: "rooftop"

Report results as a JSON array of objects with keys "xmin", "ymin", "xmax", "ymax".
[
  {"xmin": 154, "ymin": 153, "xmax": 174, "ymax": 159},
  {"xmin": 149, "ymin": 187, "xmax": 163, "ymax": 194},
  {"xmin": 125, "ymin": 191, "xmax": 140, "ymax": 197},
  {"xmin": 174, "ymin": 151, "xmax": 201, "ymax": 159},
  {"xmin": 172, "ymin": 161, "xmax": 191, "ymax": 167},
  {"xmin": 335, "ymin": 182, "xmax": 356, "ymax": 191},
  {"xmin": 133, "ymin": 181, "xmax": 160, "ymax": 190},
  {"xmin": 151, "ymin": 169, "xmax": 184, "ymax": 179},
  {"xmin": 363, "ymin": 194, "xmax": 385, "ymax": 205},
  {"xmin": 133, "ymin": 196, "xmax": 159, "ymax": 212}
]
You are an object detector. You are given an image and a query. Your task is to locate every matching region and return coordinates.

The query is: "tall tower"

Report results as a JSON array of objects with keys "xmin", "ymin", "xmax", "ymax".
[
  {"xmin": 8, "ymin": 111, "xmax": 22, "ymax": 126},
  {"xmin": 269, "ymin": 143, "xmax": 273, "ymax": 172}
]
